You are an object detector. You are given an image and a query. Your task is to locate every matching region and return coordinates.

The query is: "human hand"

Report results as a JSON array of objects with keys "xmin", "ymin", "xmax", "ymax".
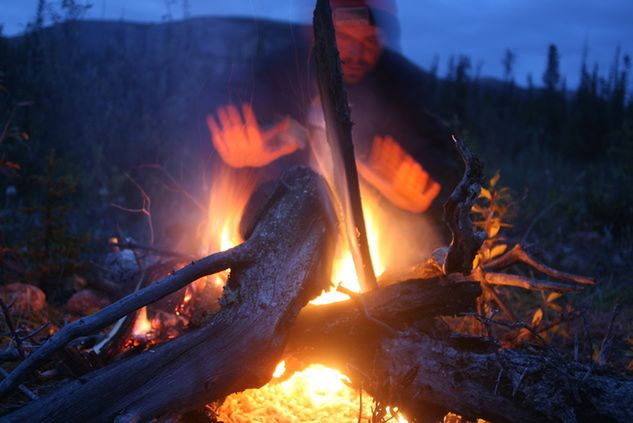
[
  {"xmin": 357, "ymin": 135, "xmax": 441, "ymax": 213},
  {"xmin": 206, "ymin": 103, "xmax": 303, "ymax": 168}
]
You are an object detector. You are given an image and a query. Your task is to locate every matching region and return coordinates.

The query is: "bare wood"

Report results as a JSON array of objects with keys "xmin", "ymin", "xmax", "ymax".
[
  {"xmin": 483, "ymin": 244, "xmax": 595, "ymax": 285},
  {"xmin": 313, "ymin": 0, "xmax": 377, "ymax": 291},
  {"xmin": 443, "ymin": 136, "xmax": 486, "ymax": 275},
  {"xmin": 482, "ymin": 271, "xmax": 588, "ymax": 292},
  {"xmin": 4, "ymin": 166, "xmax": 335, "ymax": 422}
]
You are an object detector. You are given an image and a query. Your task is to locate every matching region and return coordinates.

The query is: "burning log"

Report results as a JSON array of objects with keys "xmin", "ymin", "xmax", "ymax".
[
  {"xmin": 286, "ymin": 280, "xmax": 633, "ymax": 423},
  {"xmin": 2, "ymin": 166, "xmax": 336, "ymax": 422}
]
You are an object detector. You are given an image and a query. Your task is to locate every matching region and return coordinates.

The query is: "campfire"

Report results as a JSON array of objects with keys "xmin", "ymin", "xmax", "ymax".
[{"xmin": 1, "ymin": 1, "xmax": 630, "ymax": 422}]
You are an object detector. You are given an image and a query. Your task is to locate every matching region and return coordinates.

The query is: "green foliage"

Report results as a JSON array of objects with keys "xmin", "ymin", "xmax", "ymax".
[{"xmin": 17, "ymin": 150, "xmax": 88, "ymax": 297}]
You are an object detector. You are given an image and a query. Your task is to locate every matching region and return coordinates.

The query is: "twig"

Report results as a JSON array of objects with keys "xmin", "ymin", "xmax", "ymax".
[
  {"xmin": 136, "ymin": 163, "xmax": 206, "ymax": 212},
  {"xmin": 313, "ymin": 0, "xmax": 377, "ymax": 291},
  {"xmin": 0, "ymin": 368, "xmax": 37, "ymax": 400},
  {"xmin": 109, "ymin": 240, "xmax": 196, "ymax": 262},
  {"xmin": 483, "ymin": 272, "xmax": 586, "ymax": 292},
  {"xmin": 0, "ymin": 299, "xmax": 25, "ymax": 359},
  {"xmin": 110, "ymin": 173, "xmax": 154, "ymax": 245},
  {"xmin": 0, "ymin": 244, "xmax": 246, "ymax": 397},
  {"xmin": 494, "ymin": 368, "xmax": 504, "ymax": 395},
  {"xmin": 597, "ymin": 303, "xmax": 621, "ymax": 366},
  {"xmin": 481, "ymin": 280, "xmax": 517, "ymax": 322},
  {"xmin": 512, "ymin": 367, "xmax": 528, "ymax": 398},
  {"xmin": 483, "ymin": 244, "xmax": 594, "ymax": 285},
  {"xmin": 20, "ymin": 323, "xmax": 50, "ymax": 343}
]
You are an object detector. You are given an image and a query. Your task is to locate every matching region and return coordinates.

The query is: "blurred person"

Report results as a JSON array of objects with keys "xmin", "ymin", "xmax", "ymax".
[{"xmin": 206, "ymin": 0, "xmax": 462, "ymax": 234}]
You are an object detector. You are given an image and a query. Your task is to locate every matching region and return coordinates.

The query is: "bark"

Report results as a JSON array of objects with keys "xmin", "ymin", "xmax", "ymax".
[
  {"xmin": 287, "ymin": 282, "xmax": 633, "ymax": 423},
  {"xmin": 443, "ymin": 136, "xmax": 486, "ymax": 275},
  {"xmin": 4, "ymin": 166, "xmax": 336, "ymax": 422}
]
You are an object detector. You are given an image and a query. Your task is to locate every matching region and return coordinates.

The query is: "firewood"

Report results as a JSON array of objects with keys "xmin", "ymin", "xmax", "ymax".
[
  {"xmin": 2, "ymin": 166, "xmax": 335, "ymax": 422},
  {"xmin": 313, "ymin": 0, "xmax": 377, "ymax": 291},
  {"xmin": 286, "ymin": 281, "xmax": 633, "ymax": 423}
]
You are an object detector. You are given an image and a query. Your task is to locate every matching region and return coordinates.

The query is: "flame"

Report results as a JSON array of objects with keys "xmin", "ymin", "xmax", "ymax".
[
  {"xmin": 131, "ymin": 306, "xmax": 152, "ymax": 338},
  {"xmin": 310, "ymin": 192, "xmax": 385, "ymax": 305},
  {"xmin": 217, "ymin": 363, "xmax": 408, "ymax": 422},
  {"xmin": 194, "ymin": 165, "xmax": 258, "ymax": 300}
]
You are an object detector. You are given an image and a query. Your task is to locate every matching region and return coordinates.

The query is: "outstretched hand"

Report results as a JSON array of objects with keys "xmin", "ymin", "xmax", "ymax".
[
  {"xmin": 206, "ymin": 103, "xmax": 303, "ymax": 168},
  {"xmin": 357, "ymin": 135, "xmax": 441, "ymax": 213}
]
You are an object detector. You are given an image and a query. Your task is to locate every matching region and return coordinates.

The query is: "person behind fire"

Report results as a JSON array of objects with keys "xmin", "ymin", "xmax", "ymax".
[{"xmin": 206, "ymin": 0, "xmax": 462, "ymax": 231}]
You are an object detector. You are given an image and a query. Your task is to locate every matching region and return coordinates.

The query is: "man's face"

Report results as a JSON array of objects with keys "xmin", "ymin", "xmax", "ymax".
[{"xmin": 334, "ymin": 22, "xmax": 383, "ymax": 84}]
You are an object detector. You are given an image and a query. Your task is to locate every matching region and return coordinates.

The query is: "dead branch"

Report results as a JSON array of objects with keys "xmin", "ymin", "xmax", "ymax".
[
  {"xmin": 597, "ymin": 303, "xmax": 621, "ymax": 366},
  {"xmin": 313, "ymin": 0, "xmax": 377, "ymax": 291},
  {"xmin": 443, "ymin": 136, "xmax": 486, "ymax": 275},
  {"xmin": 109, "ymin": 240, "xmax": 196, "ymax": 262},
  {"xmin": 482, "ymin": 271, "xmax": 587, "ymax": 292},
  {"xmin": 483, "ymin": 244, "xmax": 595, "ymax": 285}
]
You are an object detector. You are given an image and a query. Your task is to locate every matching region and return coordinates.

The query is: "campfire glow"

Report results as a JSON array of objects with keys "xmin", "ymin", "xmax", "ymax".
[
  {"xmin": 192, "ymin": 164, "xmax": 412, "ymax": 421},
  {"xmin": 129, "ymin": 159, "xmax": 423, "ymax": 419}
]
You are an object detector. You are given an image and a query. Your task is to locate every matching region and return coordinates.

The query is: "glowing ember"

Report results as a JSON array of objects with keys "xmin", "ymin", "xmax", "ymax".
[
  {"xmin": 216, "ymin": 363, "xmax": 408, "ymax": 422},
  {"xmin": 131, "ymin": 306, "xmax": 152, "ymax": 338},
  {"xmin": 272, "ymin": 360, "xmax": 287, "ymax": 378}
]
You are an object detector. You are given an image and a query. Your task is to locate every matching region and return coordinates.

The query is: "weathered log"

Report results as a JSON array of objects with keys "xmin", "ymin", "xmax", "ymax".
[
  {"xmin": 373, "ymin": 335, "xmax": 633, "ymax": 423},
  {"xmin": 286, "ymin": 283, "xmax": 633, "ymax": 423},
  {"xmin": 4, "ymin": 166, "xmax": 336, "ymax": 422},
  {"xmin": 313, "ymin": 0, "xmax": 377, "ymax": 291},
  {"xmin": 287, "ymin": 278, "xmax": 482, "ymax": 366}
]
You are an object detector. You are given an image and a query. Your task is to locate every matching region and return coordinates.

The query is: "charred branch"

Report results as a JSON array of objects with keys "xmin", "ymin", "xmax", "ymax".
[{"xmin": 313, "ymin": 0, "xmax": 377, "ymax": 291}]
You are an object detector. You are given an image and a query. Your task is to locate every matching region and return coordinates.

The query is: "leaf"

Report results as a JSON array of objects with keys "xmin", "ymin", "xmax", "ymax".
[
  {"xmin": 487, "ymin": 219, "xmax": 501, "ymax": 238},
  {"xmin": 546, "ymin": 292, "xmax": 562, "ymax": 303},
  {"xmin": 531, "ymin": 308, "xmax": 543, "ymax": 327},
  {"xmin": 489, "ymin": 244, "xmax": 507, "ymax": 258},
  {"xmin": 489, "ymin": 171, "xmax": 501, "ymax": 188},
  {"xmin": 479, "ymin": 187, "xmax": 492, "ymax": 200},
  {"xmin": 472, "ymin": 254, "xmax": 481, "ymax": 269}
]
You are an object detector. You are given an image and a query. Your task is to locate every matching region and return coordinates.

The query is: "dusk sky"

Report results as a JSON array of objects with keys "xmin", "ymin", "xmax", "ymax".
[{"xmin": 3, "ymin": 0, "xmax": 633, "ymax": 89}]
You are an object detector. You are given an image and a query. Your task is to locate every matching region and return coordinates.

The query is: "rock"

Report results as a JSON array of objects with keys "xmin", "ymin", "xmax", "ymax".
[
  {"xmin": 103, "ymin": 247, "xmax": 139, "ymax": 285},
  {"xmin": 67, "ymin": 289, "xmax": 111, "ymax": 315},
  {"xmin": 0, "ymin": 283, "xmax": 46, "ymax": 314}
]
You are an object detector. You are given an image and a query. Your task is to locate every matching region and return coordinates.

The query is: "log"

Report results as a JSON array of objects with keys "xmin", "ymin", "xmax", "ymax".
[
  {"xmin": 373, "ymin": 335, "xmax": 633, "ymax": 422},
  {"xmin": 4, "ymin": 166, "xmax": 336, "ymax": 422},
  {"xmin": 286, "ymin": 282, "xmax": 633, "ymax": 423}
]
